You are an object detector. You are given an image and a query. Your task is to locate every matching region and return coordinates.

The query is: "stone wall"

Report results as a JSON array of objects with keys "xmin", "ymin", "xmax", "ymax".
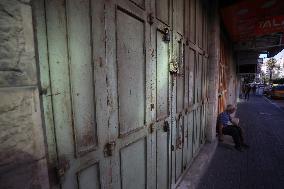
[{"xmin": 0, "ymin": 0, "xmax": 49, "ymax": 188}]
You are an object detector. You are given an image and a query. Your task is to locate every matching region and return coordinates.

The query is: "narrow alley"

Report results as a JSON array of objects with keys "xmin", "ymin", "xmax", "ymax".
[{"xmin": 197, "ymin": 96, "xmax": 284, "ymax": 189}]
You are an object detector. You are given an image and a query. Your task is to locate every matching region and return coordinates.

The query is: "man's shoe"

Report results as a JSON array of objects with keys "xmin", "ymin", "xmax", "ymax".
[
  {"xmin": 242, "ymin": 143, "xmax": 250, "ymax": 149},
  {"xmin": 235, "ymin": 146, "xmax": 244, "ymax": 152}
]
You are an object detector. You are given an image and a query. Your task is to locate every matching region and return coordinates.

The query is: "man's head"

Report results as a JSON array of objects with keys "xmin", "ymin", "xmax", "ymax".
[{"xmin": 225, "ymin": 104, "xmax": 236, "ymax": 114}]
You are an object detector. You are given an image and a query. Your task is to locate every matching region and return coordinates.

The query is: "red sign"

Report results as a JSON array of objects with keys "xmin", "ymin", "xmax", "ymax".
[
  {"xmin": 256, "ymin": 16, "xmax": 284, "ymax": 35},
  {"xmin": 221, "ymin": 0, "xmax": 284, "ymax": 41}
]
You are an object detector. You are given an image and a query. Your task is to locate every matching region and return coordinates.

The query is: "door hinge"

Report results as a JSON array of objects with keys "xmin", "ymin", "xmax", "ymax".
[
  {"xmin": 39, "ymin": 87, "xmax": 48, "ymax": 95},
  {"xmin": 147, "ymin": 13, "xmax": 154, "ymax": 25},
  {"xmin": 56, "ymin": 156, "xmax": 70, "ymax": 184},
  {"xmin": 104, "ymin": 141, "xmax": 116, "ymax": 157}
]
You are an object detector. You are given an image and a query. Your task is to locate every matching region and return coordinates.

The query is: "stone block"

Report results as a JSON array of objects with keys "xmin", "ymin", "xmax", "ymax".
[
  {"xmin": 0, "ymin": 0, "xmax": 37, "ymax": 87},
  {"xmin": 0, "ymin": 87, "xmax": 46, "ymax": 176},
  {"xmin": 0, "ymin": 158, "xmax": 49, "ymax": 189}
]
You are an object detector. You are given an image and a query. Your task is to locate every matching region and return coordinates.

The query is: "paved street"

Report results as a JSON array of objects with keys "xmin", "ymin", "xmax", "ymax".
[
  {"xmin": 265, "ymin": 97, "xmax": 284, "ymax": 112},
  {"xmin": 198, "ymin": 96, "xmax": 284, "ymax": 189}
]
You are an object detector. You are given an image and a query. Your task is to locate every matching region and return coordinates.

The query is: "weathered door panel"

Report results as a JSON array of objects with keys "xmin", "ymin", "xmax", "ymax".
[
  {"xmin": 176, "ymin": 39, "xmax": 184, "ymax": 114},
  {"xmin": 201, "ymin": 105, "xmax": 206, "ymax": 144},
  {"xmin": 156, "ymin": 120, "xmax": 170, "ymax": 189},
  {"xmin": 172, "ymin": 0, "xmax": 186, "ymax": 179},
  {"xmin": 120, "ymin": 138, "xmax": 147, "ymax": 189},
  {"xmin": 152, "ymin": 1, "xmax": 173, "ymax": 187},
  {"xmin": 45, "ymin": 0, "xmax": 73, "ymax": 164},
  {"xmin": 173, "ymin": 0, "xmax": 185, "ymax": 35},
  {"xmin": 184, "ymin": 47, "xmax": 189, "ymax": 110},
  {"xmin": 198, "ymin": 54, "xmax": 203, "ymax": 103},
  {"xmin": 196, "ymin": 0, "xmax": 203, "ymax": 48},
  {"xmin": 105, "ymin": 1, "xmax": 152, "ymax": 189},
  {"xmin": 37, "ymin": 0, "xmax": 109, "ymax": 188},
  {"xmin": 156, "ymin": 0, "xmax": 170, "ymax": 25},
  {"xmin": 175, "ymin": 116, "xmax": 184, "ymax": 181},
  {"xmin": 116, "ymin": 7, "xmax": 145, "ymax": 136},
  {"xmin": 185, "ymin": 112, "xmax": 193, "ymax": 165},
  {"xmin": 66, "ymin": 0, "xmax": 97, "ymax": 155},
  {"xmin": 33, "ymin": 1, "xmax": 57, "ymax": 184},
  {"xmin": 193, "ymin": 109, "xmax": 201, "ymax": 155},
  {"xmin": 154, "ymin": 26, "xmax": 171, "ymax": 189},
  {"xmin": 156, "ymin": 30, "xmax": 169, "ymax": 120},
  {"xmin": 198, "ymin": 107, "xmax": 202, "ymax": 146},
  {"xmin": 182, "ymin": 114, "xmax": 188, "ymax": 169},
  {"xmin": 189, "ymin": 0, "xmax": 196, "ymax": 43},
  {"xmin": 172, "ymin": 33, "xmax": 185, "ymax": 183},
  {"xmin": 188, "ymin": 48, "xmax": 195, "ymax": 105}
]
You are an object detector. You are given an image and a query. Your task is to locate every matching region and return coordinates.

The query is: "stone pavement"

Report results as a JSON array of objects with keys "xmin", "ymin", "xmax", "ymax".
[{"xmin": 197, "ymin": 96, "xmax": 284, "ymax": 189}]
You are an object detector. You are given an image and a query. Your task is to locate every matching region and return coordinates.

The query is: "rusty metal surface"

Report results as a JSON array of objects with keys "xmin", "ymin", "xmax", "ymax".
[
  {"xmin": 218, "ymin": 39, "xmax": 229, "ymax": 114},
  {"xmin": 34, "ymin": 0, "xmax": 212, "ymax": 188}
]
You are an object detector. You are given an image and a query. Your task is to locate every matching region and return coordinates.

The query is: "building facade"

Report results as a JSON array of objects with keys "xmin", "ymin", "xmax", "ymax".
[{"xmin": 0, "ymin": 0, "xmax": 238, "ymax": 188}]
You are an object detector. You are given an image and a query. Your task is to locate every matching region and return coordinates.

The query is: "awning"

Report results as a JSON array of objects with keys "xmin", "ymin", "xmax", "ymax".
[{"xmin": 221, "ymin": 0, "xmax": 284, "ymax": 41}]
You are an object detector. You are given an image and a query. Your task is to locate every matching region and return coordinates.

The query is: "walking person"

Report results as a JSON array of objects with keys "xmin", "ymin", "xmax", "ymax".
[
  {"xmin": 241, "ymin": 84, "xmax": 246, "ymax": 99},
  {"xmin": 244, "ymin": 84, "xmax": 251, "ymax": 100},
  {"xmin": 252, "ymin": 84, "xmax": 257, "ymax": 95}
]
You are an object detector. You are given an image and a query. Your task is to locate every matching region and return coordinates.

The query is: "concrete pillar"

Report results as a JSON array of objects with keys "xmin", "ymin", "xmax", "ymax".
[
  {"xmin": 0, "ymin": 0, "xmax": 49, "ymax": 188},
  {"xmin": 206, "ymin": 0, "xmax": 220, "ymax": 142}
]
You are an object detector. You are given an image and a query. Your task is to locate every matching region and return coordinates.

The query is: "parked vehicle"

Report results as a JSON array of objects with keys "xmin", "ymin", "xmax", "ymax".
[{"xmin": 268, "ymin": 85, "xmax": 284, "ymax": 99}]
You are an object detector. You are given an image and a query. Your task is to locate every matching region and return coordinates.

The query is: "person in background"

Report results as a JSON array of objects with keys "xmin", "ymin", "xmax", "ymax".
[
  {"xmin": 252, "ymin": 84, "xmax": 257, "ymax": 95},
  {"xmin": 241, "ymin": 84, "xmax": 246, "ymax": 99},
  {"xmin": 244, "ymin": 84, "xmax": 251, "ymax": 100}
]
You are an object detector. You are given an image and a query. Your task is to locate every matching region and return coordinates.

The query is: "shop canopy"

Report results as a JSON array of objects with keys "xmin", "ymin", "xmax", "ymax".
[
  {"xmin": 221, "ymin": 0, "xmax": 284, "ymax": 42},
  {"xmin": 221, "ymin": 0, "xmax": 284, "ymax": 71}
]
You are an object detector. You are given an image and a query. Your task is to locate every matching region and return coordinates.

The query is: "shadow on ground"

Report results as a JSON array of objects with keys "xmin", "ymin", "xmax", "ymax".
[{"xmin": 197, "ymin": 96, "xmax": 284, "ymax": 189}]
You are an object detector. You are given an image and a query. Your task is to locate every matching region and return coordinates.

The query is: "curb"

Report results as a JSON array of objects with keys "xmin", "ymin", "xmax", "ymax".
[
  {"xmin": 176, "ymin": 140, "xmax": 218, "ymax": 189},
  {"xmin": 263, "ymin": 96, "xmax": 284, "ymax": 113}
]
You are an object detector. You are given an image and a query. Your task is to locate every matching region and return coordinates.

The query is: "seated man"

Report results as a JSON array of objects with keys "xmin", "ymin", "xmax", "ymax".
[{"xmin": 218, "ymin": 104, "xmax": 249, "ymax": 151}]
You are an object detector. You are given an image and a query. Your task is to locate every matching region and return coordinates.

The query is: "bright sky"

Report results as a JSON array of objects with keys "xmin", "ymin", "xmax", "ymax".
[
  {"xmin": 261, "ymin": 48, "xmax": 284, "ymax": 75},
  {"xmin": 273, "ymin": 49, "xmax": 284, "ymax": 60},
  {"xmin": 262, "ymin": 48, "xmax": 284, "ymax": 63}
]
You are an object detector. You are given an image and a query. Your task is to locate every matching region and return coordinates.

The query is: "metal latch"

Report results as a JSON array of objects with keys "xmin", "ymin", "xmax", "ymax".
[
  {"xmin": 149, "ymin": 123, "xmax": 155, "ymax": 133},
  {"xmin": 162, "ymin": 28, "xmax": 170, "ymax": 42},
  {"xmin": 176, "ymin": 137, "xmax": 183, "ymax": 149},
  {"xmin": 163, "ymin": 121, "xmax": 169, "ymax": 132},
  {"xmin": 150, "ymin": 103, "xmax": 155, "ymax": 111},
  {"xmin": 169, "ymin": 60, "xmax": 179, "ymax": 74},
  {"xmin": 104, "ymin": 141, "xmax": 116, "ymax": 157}
]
